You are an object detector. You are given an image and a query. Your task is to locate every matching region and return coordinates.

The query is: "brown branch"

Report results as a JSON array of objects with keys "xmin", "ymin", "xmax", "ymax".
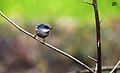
[
  {"xmin": 0, "ymin": 11, "xmax": 94, "ymax": 73},
  {"xmin": 79, "ymin": 66, "xmax": 120, "ymax": 73},
  {"xmin": 92, "ymin": 0, "xmax": 102, "ymax": 73},
  {"xmin": 82, "ymin": 0, "xmax": 101, "ymax": 72}
]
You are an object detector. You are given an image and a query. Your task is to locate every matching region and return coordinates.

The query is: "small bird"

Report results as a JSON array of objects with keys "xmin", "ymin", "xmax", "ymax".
[{"xmin": 35, "ymin": 23, "xmax": 52, "ymax": 42}]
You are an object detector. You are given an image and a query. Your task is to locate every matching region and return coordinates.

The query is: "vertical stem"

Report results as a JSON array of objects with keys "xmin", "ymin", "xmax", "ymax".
[{"xmin": 92, "ymin": 0, "xmax": 101, "ymax": 73}]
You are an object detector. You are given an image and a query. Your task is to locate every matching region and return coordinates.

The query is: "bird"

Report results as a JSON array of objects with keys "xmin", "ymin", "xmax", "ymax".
[{"xmin": 35, "ymin": 23, "xmax": 52, "ymax": 42}]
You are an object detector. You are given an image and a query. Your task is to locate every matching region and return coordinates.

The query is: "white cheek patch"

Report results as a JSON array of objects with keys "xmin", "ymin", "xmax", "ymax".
[{"xmin": 41, "ymin": 29, "xmax": 49, "ymax": 32}]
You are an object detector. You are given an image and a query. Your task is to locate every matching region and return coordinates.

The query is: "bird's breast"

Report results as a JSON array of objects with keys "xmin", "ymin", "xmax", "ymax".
[{"xmin": 36, "ymin": 28, "xmax": 49, "ymax": 38}]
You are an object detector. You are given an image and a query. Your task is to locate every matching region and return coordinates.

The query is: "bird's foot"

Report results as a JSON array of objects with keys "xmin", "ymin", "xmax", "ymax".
[
  {"xmin": 42, "ymin": 38, "xmax": 45, "ymax": 43},
  {"xmin": 33, "ymin": 34, "xmax": 37, "ymax": 38}
]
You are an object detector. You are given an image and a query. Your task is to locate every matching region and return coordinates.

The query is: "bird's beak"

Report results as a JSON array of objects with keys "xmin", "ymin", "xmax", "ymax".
[{"xmin": 50, "ymin": 27, "xmax": 52, "ymax": 29}]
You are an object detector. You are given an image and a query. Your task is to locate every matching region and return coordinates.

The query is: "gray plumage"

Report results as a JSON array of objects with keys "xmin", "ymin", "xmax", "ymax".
[{"xmin": 35, "ymin": 23, "xmax": 51, "ymax": 38}]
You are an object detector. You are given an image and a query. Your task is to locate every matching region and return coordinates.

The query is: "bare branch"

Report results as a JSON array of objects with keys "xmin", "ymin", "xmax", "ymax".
[
  {"xmin": 82, "ymin": 0, "xmax": 102, "ymax": 72},
  {"xmin": 81, "ymin": 0, "xmax": 93, "ymax": 5},
  {"xmin": 92, "ymin": 0, "xmax": 102, "ymax": 73},
  {"xmin": 110, "ymin": 61, "xmax": 120, "ymax": 73},
  {"xmin": 88, "ymin": 55, "xmax": 97, "ymax": 63},
  {"xmin": 94, "ymin": 63, "xmax": 98, "ymax": 73},
  {"xmin": 100, "ymin": 18, "xmax": 104, "ymax": 24},
  {"xmin": 0, "ymin": 11, "xmax": 94, "ymax": 73},
  {"xmin": 79, "ymin": 66, "xmax": 120, "ymax": 73}
]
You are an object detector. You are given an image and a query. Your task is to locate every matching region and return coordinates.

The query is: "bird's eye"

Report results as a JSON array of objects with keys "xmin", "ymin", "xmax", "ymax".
[{"xmin": 45, "ymin": 26, "xmax": 49, "ymax": 29}]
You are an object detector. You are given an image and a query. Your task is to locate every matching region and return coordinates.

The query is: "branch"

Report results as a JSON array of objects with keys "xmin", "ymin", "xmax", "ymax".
[
  {"xmin": 79, "ymin": 66, "xmax": 120, "ymax": 73},
  {"xmin": 0, "ymin": 11, "xmax": 94, "ymax": 73},
  {"xmin": 88, "ymin": 55, "xmax": 98, "ymax": 73},
  {"xmin": 81, "ymin": 0, "xmax": 93, "ymax": 5},
  {"xmin": 88, "ymin": 55, "xmax": 97, "ymax": 63},
  {"xmin": 110, "ymin": 61, "xmax": 120, "ymax": 73},
  {"xmin": 82, "ymin": 0, "xmax": 101, "ymax": 72},
  {"xmin": 92, "ymin": 0, "xmax": 102, "ymax": 73},
  {"xmin": 100, "ymin": 18, "xmax": 104, "ymax": 24},
  {"xmin": 94, "ymin": 63, "xmax": 98, "ymax": 73}
]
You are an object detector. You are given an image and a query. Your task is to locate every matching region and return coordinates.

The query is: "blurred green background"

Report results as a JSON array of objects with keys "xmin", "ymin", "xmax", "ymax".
[{"xmin": 0, "ymin": 0, "xmax": 120, "ymax": 73}]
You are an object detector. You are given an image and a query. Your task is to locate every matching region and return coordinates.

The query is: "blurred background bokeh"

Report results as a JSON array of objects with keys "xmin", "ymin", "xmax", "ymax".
[{"xmin": 0, "ymin": 0, "xmax": 120, "ymax": 73}]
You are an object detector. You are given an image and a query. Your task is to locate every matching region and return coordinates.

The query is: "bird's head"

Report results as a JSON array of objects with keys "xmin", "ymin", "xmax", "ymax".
[{"xmin": 37, "ymin": 23, "xmax": 52, "ymax": 30}]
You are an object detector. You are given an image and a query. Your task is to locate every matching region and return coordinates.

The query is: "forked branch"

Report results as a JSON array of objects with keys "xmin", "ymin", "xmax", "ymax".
[{"xmin": 82, "ymin": 0, "xmax": 102, "ymax": 72}]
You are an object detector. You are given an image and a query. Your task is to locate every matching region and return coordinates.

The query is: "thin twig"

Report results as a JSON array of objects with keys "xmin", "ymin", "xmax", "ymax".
[
  {"xmin": 100, "ymin": 18, "xmax": 103, "ymax": 24},
  {"xmin": 94, "ymin": 63, "xmax": 98, "ymax": 73},
  {"xmin": 0, "ymin": 11, "xmax": 94, "ymax": 73},
  {"xmin": 81, "ymin": 0, "xmax": 93, "ymax": 5},
  {"xmin": 79, "ymin": 66, "xmax": 120, "ymax": 73},
  {"xmin": 88, "ymin": 55, "xmax": 97, "ymax": 63},
  {"xmin": 110, "ymin": 61, "xmax": 120, "ymax": 73},
  {"xmin": 92, "ymin": 0, "xmax": 102, "ymax": 73}
]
